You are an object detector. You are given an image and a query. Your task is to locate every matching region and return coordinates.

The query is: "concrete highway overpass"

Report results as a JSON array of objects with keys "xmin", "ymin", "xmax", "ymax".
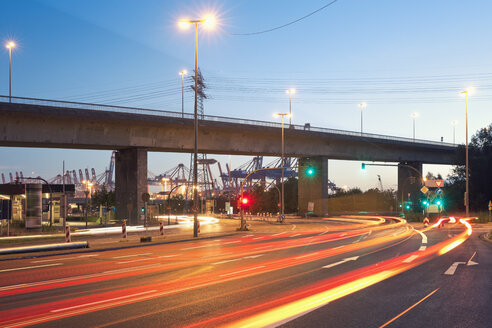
[{"xmin": 0, "ymin": 97, "xmax": 460, "ymax": 222}]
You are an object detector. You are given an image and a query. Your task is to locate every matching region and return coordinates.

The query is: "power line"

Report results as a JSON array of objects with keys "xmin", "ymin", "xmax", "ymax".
[{"xmin": 229, "ymin": 0, "xmax": 339, "ymax": 36}]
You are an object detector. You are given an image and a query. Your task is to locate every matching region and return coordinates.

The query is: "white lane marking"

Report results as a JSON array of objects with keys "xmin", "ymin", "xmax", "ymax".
[
  {"xmin": 444, "ymin": 262, "xmax": 466, "ymax": 275},
  {"xmin": 253, "ymin": 237, "xmax": 265, "ymax": 240},
  {"xmin": 291, "ymin": 225, "xmax": 296, "ymax": 231},
  {"xmin": 418, "ymin": 246, "xmax": 427, "ymax": 251},
  {"xmin": 213, "ymin": 258, "xmax": 239, "ymax": 265},
  {"xmin": 272, "ymin": 232, "xmax": 287, "ymax": 236},
  {"xmin": 403, "ymin": 255, "xmax": 419, "ymax": 263},
  {"xmin": 50, "ymin": 290, "xmax": 157, "ymax": 313},
  {"xmin": 219, "ymin": 266, "xmax": 265, "ymax": 277},
  {"xmin": 180, "ymin": 245, "xmax": 208, "ymax": 250},
  {"xmin": 294, "ymin": 252, "xmax": 320, "ymax": 260},
  {"xmin": 289, "ymin": 234, "xmax": 301, "ymax": 238},
  {"xmin": 0, "ymin": 263, "xmax": 63, "ymax": 273},
  {"xmin": 213, "ymin": 254, "xmax": 265, "ymax": 265},
  {"xmin": 31, "ymin": 257, "xmax": 73, "ymax": 263},
  {"xmin": 467, "ymin": 260, "xmax": 479, "ymax": 266},
  {"xmin": 242, "ymin": 235, "xmax": 254, "ymax": 238},
  {"xmin": 213, "ymin": 239, "xmax": 222, "ymax": 242},
  {"xmin": 340, "ymin": 233, "xmax": 347, "ymax": 236},
  {"xmin": 157, "ymin": 254, "xmax": 180, "ymax": 258},
  {"xmin": 112, "ymin": 253, "xmax": 152, "ymax": 259},
  {"xmin": 254, "ymin": 245, "xmax": 270, "ymax": 250},
  {"xmin": 322, "ymin": 256, "xmax": 359, "ymax": 269},
  {"xmin": 224, "ymin": 240, "xmax": 241, "ymax": 244},
  {"xmin": 0, "ymin": 264, "xmax": 163, "ymax": 292},
  {"xmin": 415, "ymin": 230, "xmax": 428, "ymax": 244},
  {"xmin": 117, "ymin": 258, "xmax": 154, "ymax": 264},
  {"xmin": 31, "ymin": 253, "xmax": 99, "ymax": 263}
]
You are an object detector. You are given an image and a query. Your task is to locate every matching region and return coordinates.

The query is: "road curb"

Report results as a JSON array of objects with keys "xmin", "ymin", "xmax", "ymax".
[{"xmin": 0, "ymin": 242, "xmax": 89, "ymax": 255}]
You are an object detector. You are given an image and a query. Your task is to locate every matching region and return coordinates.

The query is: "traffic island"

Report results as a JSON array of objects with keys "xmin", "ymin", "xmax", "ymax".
[{"xmin": 0, "ymin": 241, "xmax": 89, "ymax": 255}]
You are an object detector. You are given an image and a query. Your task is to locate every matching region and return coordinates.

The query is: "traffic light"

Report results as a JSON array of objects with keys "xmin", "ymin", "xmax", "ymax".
[
  {"xmin": 305, "ymin": 166, "xmax": 315, "ymax": 176},
  {"xmin": 241, "ymin": 197, "xmax": 249, "ymax": 205},
  {"xmin": 436, "ymin": 200, "xmax": 441, "ymax": 206},
  {"xmin": 141, "ymin": 207, "xmax": 145, "ymax": 213},
  {"xmin": 422, "ymin": 200, "xmax": 429, "ymax": 207},
  {"xmin": 361, "ymin": 163, "xmax": 366, "ymax": 170}
]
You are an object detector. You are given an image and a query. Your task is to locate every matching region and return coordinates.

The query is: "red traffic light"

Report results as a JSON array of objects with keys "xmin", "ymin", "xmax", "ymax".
[{"xmin": 241, "ymin": 197, "xmax": 249, "ymax": 205}]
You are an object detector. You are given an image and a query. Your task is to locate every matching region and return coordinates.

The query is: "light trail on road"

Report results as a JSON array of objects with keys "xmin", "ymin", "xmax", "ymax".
[{"xmin": 0, "ymin": 216, "xmax": 474, "ymax": 328}]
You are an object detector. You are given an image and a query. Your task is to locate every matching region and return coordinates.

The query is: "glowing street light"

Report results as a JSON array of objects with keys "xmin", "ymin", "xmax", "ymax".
[
  {"xmin": 273, "ymin": 112, "xmax": 291, "ymax": 221},
  {"xmin": 178, "ymin": 15, "xmax": 216, "ymax": 237},
  {"xmin": 286, "ymin": 88, "xmax": 295, "ymax": 126},
  {"xmin": 82, "ymin": 180, "xmax": 93, "ymax": 229},
  {"xmin": 411, "ymin": 112, "xmax": 419, "ymax": 140},
  {"xmin": 358, "ymin": 102, "xmax": 367, "ymax": 135},
  {"xmin": 6, "ymin": 41, "xmax": 15, "ymax": 102},
  {"xmin": 461, "ymin": 87, "xmax": 474, "ymax": 217},
  {"xmin": 179, "ymin": 70, "xmax": 187, "ymax": 118}
]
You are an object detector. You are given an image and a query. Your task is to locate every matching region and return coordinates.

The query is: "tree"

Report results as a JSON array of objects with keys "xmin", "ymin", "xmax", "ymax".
[
  {"xmin": 91, "ymin": 188, "xmax": 115, "ymax": 209},
  {"xmin": 446, "ymin": 123, "xmax": 492, "ymax": 212}
]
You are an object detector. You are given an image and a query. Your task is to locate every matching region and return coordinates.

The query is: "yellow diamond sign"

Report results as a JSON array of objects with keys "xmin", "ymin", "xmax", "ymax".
[{"xmin": 420, "ymin": 186, "xmax": 429, "ymax": 194}]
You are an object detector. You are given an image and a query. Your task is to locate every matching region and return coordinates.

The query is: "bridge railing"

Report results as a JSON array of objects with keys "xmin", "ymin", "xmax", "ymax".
[{"xmin": 0, "ymin": 95, "xmax": 456, "ymax": 147}]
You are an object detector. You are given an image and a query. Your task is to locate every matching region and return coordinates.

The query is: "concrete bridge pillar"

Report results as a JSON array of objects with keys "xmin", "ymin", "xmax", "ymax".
[
  {"xmin": 398, "ymin": 161, "xmax": 423, "ymax": 206},
  {"xmin": 115, "ymin": 148, "xmax": 147, "ymax": 225},
  {"xmin": 298, "ymin": 156, "xmax": 329, "ymax": 217}
]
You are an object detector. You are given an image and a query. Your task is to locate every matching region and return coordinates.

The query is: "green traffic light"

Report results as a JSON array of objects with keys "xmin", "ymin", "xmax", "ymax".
[
  {"xmin": 306, "ymin": 167, "xmax": 314, "ymax": 176},
  {"xmin": 436, "ymin": 200, "xmax": 441, "ymax": 206},
  {"xmin": 361, "ymin": 163, "xmax": 366, "ymax": 170}
]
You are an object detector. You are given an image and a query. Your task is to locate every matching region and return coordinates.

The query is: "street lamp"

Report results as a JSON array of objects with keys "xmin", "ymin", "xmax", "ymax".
[
  {"xmin": 461, "ymin": 88, "xmax": 473, "ymax": 217},
  {"xmin": 6, "ymin": 41, "xmax": 15, "ymax": 103},
  {"xmin": 358, "ymin": 102, "xmax": 367, "ymax": 135},
  {"xmin": 179, "ymin": 70, "xmax": 187, "ymax": 118},
  {"xmin": 82, "ymin": 180, "xmax": 93, "ymax": 229},
  {"xmin": 179, "ymin": 15, "xmax": 215, "ymax": 237},
  {"xmin": 286, "ymin": 88, "xmax": 295, "ymax": 126},
  {"xmin": 411, "ymin": 112, "xmax": 419, "ymax": 140},
  {"xmin": 273, "ymin": 112, "xmax": 291, "ymax": 222},
  {"xmin": 451, "ymin": 120, "xmax": 458, "ymax": 145}
]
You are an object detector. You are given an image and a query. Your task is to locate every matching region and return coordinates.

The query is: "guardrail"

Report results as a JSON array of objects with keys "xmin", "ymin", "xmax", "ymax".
[{"xmin": 0, "ymin": 95, "xmax": 457, "ymax": 147}]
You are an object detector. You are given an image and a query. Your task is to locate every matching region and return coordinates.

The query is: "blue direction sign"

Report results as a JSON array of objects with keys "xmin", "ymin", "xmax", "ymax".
[{"xmin": 436, "ymin": 188, "xmax": 443, "ymax": 195}]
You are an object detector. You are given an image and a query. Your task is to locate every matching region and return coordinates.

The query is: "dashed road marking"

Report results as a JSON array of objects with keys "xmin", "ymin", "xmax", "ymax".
[
  {"xmin": 403, "ymin": 255, "xmax": 419, "ymax": 263},
  {"xmin": 0, "ymin": 263, "xmax": 63, "ymax": 273},
  {"xmin": 112, "ymin": 253, "xmax": 152, "ymax": 259}
]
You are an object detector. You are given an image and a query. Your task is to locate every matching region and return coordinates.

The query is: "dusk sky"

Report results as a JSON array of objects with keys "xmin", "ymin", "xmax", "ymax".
[{"xmin": 1, "ymin": 0, "xmax": 491, "ymax": 191}]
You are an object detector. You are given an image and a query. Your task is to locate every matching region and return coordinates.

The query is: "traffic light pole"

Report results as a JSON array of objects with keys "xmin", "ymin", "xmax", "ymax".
[{"xmin": 238, "ymin": 166, "xmax": 297, "ymax": 231}]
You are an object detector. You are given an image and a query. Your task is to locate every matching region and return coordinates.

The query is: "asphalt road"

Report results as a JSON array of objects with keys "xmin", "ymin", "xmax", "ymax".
[{"xmin": 0, "ymin": 217, "xmax": 489, "ymax": 328}]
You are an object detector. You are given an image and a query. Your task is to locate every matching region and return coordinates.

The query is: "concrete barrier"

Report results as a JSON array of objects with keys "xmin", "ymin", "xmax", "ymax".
[{"xmin": 0, "ymin": 241, "xmax": 89, "ymax": 255}]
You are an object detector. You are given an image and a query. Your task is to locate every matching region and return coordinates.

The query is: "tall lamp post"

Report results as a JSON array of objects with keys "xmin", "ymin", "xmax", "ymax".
[
  {"xmin": 358, "ymin": 102, "xmax": 367, "ymax": 135},
  {"xmin": 273, "ymin": 112, "xmax": 291, "ymax": 221},
  {"xmin": 179, "ymin": 70, "xmax": 187, "ymax": 118},
  {"xmin": 179, "ymin": 15, "xmax": 215, "ymax": 237},
  {"xmin": 6, "ymin": 41, "xmax": 15, "ymax": 103},
  {"xmin": 286, "ymin": 88, "xmax": 295, "ymax": 126},
  {"xmin": 411, "ymin": 112, "xmax": 419, "ymax": 140},
  {"xmin": 461, "ymin": 89, "xmax": 472, "ymax": 217},
  {"xmin": 83, "ymin": 180, "xmax": 93, "ymax": 229},
  {"xmin": 451, "ymin": 120, "xmax": 458, "ymax": 145}
]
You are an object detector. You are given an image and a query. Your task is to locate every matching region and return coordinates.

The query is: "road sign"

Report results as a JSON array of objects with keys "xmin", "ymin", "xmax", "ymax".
[
  {"xmin": 425, "ymin": 180, "xmax": 444, "ymax": 188},
  {"xmin": 436, "ymin": 188, "xmax": 443, "ymax": 195},
  {"xmin": 488, "ymin": 200, "xmax": 492, "ymax": 211},
  {"xmin": 141, "ymin": 192, "xmax": 150, "ymax": 202},
  {"xmin": 420, "ymin": 186, "xmax": 429, "ymax": 194}
]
